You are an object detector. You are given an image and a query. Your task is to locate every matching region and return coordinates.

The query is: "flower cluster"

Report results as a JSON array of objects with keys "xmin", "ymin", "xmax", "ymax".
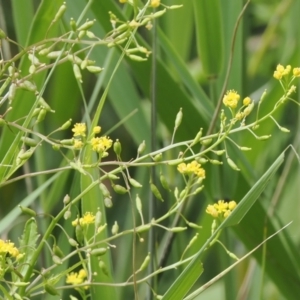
[
  {"xmin": 90, "ymin": 136, "xmax": 113, "ymax": 155},
  {"xmin": 72, "ymin": 212, "xmax": 95, "ymax": 227},
  {"xmin": 66, "ymin": 269, "xmax": 88, "ymax": 286},
  {"xmin": 177, "ymin": 160, "xmax": 205, "ymax": 179},
  {"xmin": 0, "ymin": 239, "xmax": 21, "ymax": 259},
  {"xmin": 273, "ymin": 64, "xmax": 300, "ymax": 80},
  {"xmin": 206, "ymin": 200, "xmax": 237, "ymax": 219},
  {"xmin": 222, "ymin": 90, "xmax": 240, "ymax": 109}
]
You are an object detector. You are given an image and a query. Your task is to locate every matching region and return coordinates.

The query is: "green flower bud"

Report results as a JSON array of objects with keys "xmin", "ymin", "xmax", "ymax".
[
  {"xmin": 8, "ymin": 83, "xmax": 16, "ymax": 103},
  {"xmin": 37, "ymin": 96, "xmax": 52, "ymax": 111},
  {"xmin": 151, "ymin": 8, "xmax": 167, "ymax": 19},
  {"xmin": 60, "ymin": 119, "xmax": 72, "ymax": 130},
  {"xmin": 240, "ymin": 147, "xmax": 251, "ymax": 151},
  {"xmin": 53, "ymin": 245, "xmax": 64, "ymax": 258},
  {"xmin": 196, "ymin": 157, "xmax": 208, "ymax": 164},
  {"xmin": 190, "ymin": 128, "xmax": 203, "ymax": 147},
  {"xmin": 52, "ymin": 144, "xmax": 60, "ymax": 151},
  {"xmin": 18, "ymin": 148, "xmax": 34, "ymax": 161},
  {"xmin": 36, "ymin": 108, "xmax": 47, "ymax": 123},
  {"xmin": 113, "ymin": 139, "xmax": 122, "ymax": 157},
  {"xmin": 159, "ymin": 173, "xmax": 170, "ymax": 191},
  {"xmin": 86, "ymin": 30, "xmax": 96, "ymax": 38},
  {"xmin": 63, "ymin": 194, "xmax": 70, "ymax": 205},
  {"xmin": 107, "ymin": 173, "xmax": 119, "ymax": 180},
  {"xmin": 47, "ymin": 50, "xmax": 65, "ymax": 59},
  {"xmin": 153, "ymin": 153, "xmax": 162, "ymax": 162},
  {"xmin": 212, "ymin": 150, "xmax": 225, "ymax": 156},
  {"xmin": 64, "ymin": 210, "xmax": 71, "ymax": 220},
  {"xmin": 137, "ymin": 140, "xmax": 146, "ymax": 155},
  {"xmin": 19, "ymin": 80, "xmax": 37, "ymax": 92},
  {"xmin": 60, "ymin": 138, "xmax": 74, "ymax": 145},
  {"xmin": 0, "ymin": 28, "xmax": 7, "ymax": 38},
  {"xmin": 53, "ymin": 3, "xmax": 66, "ymax": 23},
  {"xmin": 135, "ymin": 194, "xmax": 142, "ymax": 213},
  {"xmin": 80, "ymin": 59, "xmax": 88, "ymax": 70},
  {"xmin": 75, "ymin": 224, "xmax": 84, "ymax": 244},
  {"xmin": 28, "ymin": 53, "xmax": 40, "ymax": 66},
  {"xmin": 77, "ymin": 30, "xmax": 86, "ymax": 39},
  {"xmin": 150, "ymin": 183, "xmax": 164, "ymax": 202},
  {"xmin": 68, "ymin": 238, "xmax": 78, "ymax": 247},
  {"xmin": 128, "ymin": 54, "xmax": 147, "ymax": 61},
  {"xmin": 209, "ymin": 159, "xmax": 223, "ymax": 165},
  {"xmin": 38, "ymin": 48, "xmax": 51, "ymax": 56},
  {"xmin": 29, "ymin": 65, "xmax": 36, "ymax": 74}
]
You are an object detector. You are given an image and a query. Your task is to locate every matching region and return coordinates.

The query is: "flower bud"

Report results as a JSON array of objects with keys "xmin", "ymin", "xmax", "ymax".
[
  {"xmin": 52, "ymin": 255, "xmax": 62, "ymax": 265},
  {"xmin": 135, "ymin": 194, "xmax": 142, "ymax": 213},
  {"xmin": 138, "ymin": 140, "xmax": 146, "ymax": 155},
  {"xmin": 63, "ymin": 194, "xmax": 70, "ymax": 205},
  {"xmin": 36, "ymin": 108, "xmax": 47, "ymax": 123},
  {"xmin": 64, "ymin": 210, "xmax": 71, "ymax": 220},
  {"xmin": 37, "ymin": 96, "xmax": 52, "ymax": 112},
  {"xmin": 174, "ymin": 108, "xmax": 183, "ymax": 129},
  {"xmin": 113, "ymin": 139, "xmax": 122, "ymax": 157},
  {"xmin": 8, "ymin": 83, "xmax": 16, "ymax": 103},
  {"xmin": 91, "ymin": 248, "xmax": 107, "ymax": 257},
  {"xmin": 70, "ymin": 18, "xmax": 77, "ymax": 31},
  {"xmin": 19, "ymin": 80, "xmax": 36, "ymax": 92},
  {"xmin": 153, "ymin": 153, "xmax": 162, "ymax": 162}
]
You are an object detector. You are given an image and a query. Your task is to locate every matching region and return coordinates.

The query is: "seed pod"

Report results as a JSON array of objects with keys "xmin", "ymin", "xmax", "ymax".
[
  {"xmin": 104, "ymin": 197, "xmax": 113, "ymax": 208},
  {"xmin": 36, "ymin": 108, "xmax": 47, "ymax": 123},
  {"xmin": 86, "ymin": 66, "xmax": 103, "ymax": 73},
  {"xmin": 151, "ymin": 9, "xmax": 167, "ymax": 19},
  {"xmin": 60, "ymin": 139, "xmax": 74, "ymax": 145},
  {"xmin": 190, "ymin": 128, "xmax": 203, "ymax": 146},
  {"xmin": 187, "ymin": 222, "xmax": 202, "ymax": 229},
  {"xmin": 193, "ymin": 186, "xmax": 204, "ymax": 195},
  {"xmin": 0, "ymin": 119, "xmax": 6, "ymax": 127},
  {"xmin": 196, "ymin": 157, "xmax": 208, "ymax": 164},
  {"xmin": 28, "ymin": 53, "xmax": 40, "ymax": 66},
  {"xmin": 53, "ymin": 245, "xmax": 64, "ymax": 258},
  {"xmin": 259, "ymin": 89, "xmax": 267, "ymax": 104},
  {"xmin": 107, "ymin": 173, "xmax": 119, "ymax": 180},
  {"xmin": 99, "ymin": 183, "xmax": 110, "ymax": 197},
  {"xmin": 52, "ymin": 144, "xmax": 60, "ymax": 151},
  {"xmin": 13, "ymin": 282, "xmax": 30, "ymax": 287},
  {"xmin": 213, "ymin": 150, "xmax": 225, "ymax": 156},
  {"xmin": 91, "ymin": 247, "xmax": 107, "ymax": 256},
  {"xmin": 21, "ymin": 136, "xmax": 39, "ymax": 147},
  {"xmin": 99, "ymin": 260, "xmax": 109, "ymax": 276},
  {"xmin": 68, "ymin": 238, "xmax": 78, "ymax": 247},
  {"xmin": 75, "ymin": 224, "xmax": 84, "ymax": 244},
  {"xmin": 111, "ymin": 221, "xmax": 119, "ymax": 235},
  {"xmin": 53, "ymin": 3, "xmax": 66, "ymax": 23},
  {"xmin": 60, "ymin": 119, "xmax": 72, "ymax": 130},
  {"xmin": 19, "ymin": 80, "xmax": 37, "ymax": 92},
  {"xmin": 137, "ymin": 140, "xmax": 146, "ymax": 155},
  {"xmin": 52, "ymin": 255, "xmax": 62, "ymax": 265},
  {"xmin": 129, "ymin": 177, "xmax": 142, "ymax": 188},
  {"xmin": 140, "ymin": 253, "xmax": 151, "ymax": 271},
  {"xmin": 240, "ymin": 147, "xmax": 251, "ymax": 151},
  {"xmin": 73, "ymin": 64, "xmax": 82, "ymax": 83},
  {"xmin": 169, "ymin": 5, "xmax": 183, "ymax": 9},
  {"xmin": 159, "ymin": 173, "xmax": 170, "ymax": 191},
  {"xmin": 113, "ymin": 139, "xmax": 122, "ymax": 157},
  {"xmin": 128, "ymin": 54, "xmax": 147, "ymax": 62},
  {"xmin": 80, "ymin": 59, "xmax": 88, "ymax": 69},
  {"xmin": 135, "ymin": 194, "xmax": 142, "ymax": 213},
  {"xmin": 70, "ymin": 18, "xmax": 77, "ymax": 31},
  {"xmin": 67, "ymin": 54, "xmax": 82, "ymax": 65},
  {"xmin": 18, "ymin": 148, "xmax": 34, "ymax": 160},
  {"xmin": 78, "ymin": 30, "xmax": 86, "ymax": 39},
  {"xmin": 45, "ymin": 283, "xmax": 59, "ymax": 296},
  {"xmin": 47, "ymin": 50, "xmax": 65, "ymax": 59},
  {"xmin": 209, "ymin": 159, "xmax": 223, "ymax": 165},
  {"xmin": 19, "ymin": 205, "xmax": 36, "ymax": 217},
  {"xmin": 279, "ymin": 127, "xmax": 290, "ymax": 133},
  {"xmin": 200, "ymin": 138, "xmax": 212, "ymax": 146},
  {"xmin": 0, "ymin": 28, "xmax": 7, "ymax": 38},
  {"xmin": 169, "ymin": 227, "xmax": 187, "ymax": 232},
  {"xmin": 112, "ymin": 184, "xmax": 127, "ymax": 194},
  {"xmin": 64, "ymin": 210, "xmax": 71, "ymax": 220},
  {"xmin": 63, "ymin": 194, "xmax": 70, "ymax": 205},
  {"xmin": 257, "ymin": 135, "xmax": 271, "ymax": 141},
  {"xmin": 174, "ymin": 108, "xmax": 183, "ymax": 129},
  {"xmin": 37, "ymin": 96, "xmax": 52, "ymax": 112},
  {"xmin": 150, "ymin": 183, "xmax": 164, "ymax": 202},
  {"xmin": 38, "ymin": 48, "xmax": 51, "ymax": 56},
  {"xmin": 8, "ymin": 83, "xmax": 17, "ymax": 103},
  {"xmin": 95, "ymin": 210, "xmax": 102, "ymax": 226},
  {"xmin": 153, "ymin": 153, "xmax": 162, "ymax": 162},
  {"xmin": 86, "ymin": 30, "xmax": 96, "ymax": 38},
  {"xmin": 29, "ymin": 65, "xmax": 36, "ymax": 74},
  {"xmin": 77, "ymin": 20, "xmax": 96, "ymax": 31}
]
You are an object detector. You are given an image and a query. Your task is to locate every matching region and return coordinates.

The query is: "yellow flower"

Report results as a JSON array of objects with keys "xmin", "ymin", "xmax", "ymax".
[
  {"xmin": 177, "ymin": 160, "xmax": 205, "ymax": 179},
  {"xmin": 72, "ymin": 212, "xmax": 95, "ymax": 226},
  {"xmin": 235, "ymin": 112, "xmax": 244, "ymax": 121},
  {"xmin": 228, "ymin": 200, "xmax": 237, "ymax": 210},
  {"xmin": 66, "ymin": 269, "xmax": 87, "ymax": 285},
  {"xmin": 72, "ymin": 123, "xmax": 86, "ymax": 137},
  {"xmin": 273, "ymin": 64, "xmax": 291, "ymax": 80},
  {"xmin": 223, "ymin": 90, "xmax": 240, "ymax": 109},
  {"xmin": 0, "ymin": 239, "xmax": 20, "ymax": 258},
  {"xmin": 215, "ymin": 200, "xmax": 228, "ymax": 212},
  {"xmin": 206, "ymin": 205, "xmax": 218, "ymax": 218},
  {"xmin": 243, "ymin": 97, "xmax": 251, "ymax": 106},
  {"xmin": 150, "ymin": 0, "xmax": 161, "ymax": 8},
  {"xmin": 293, "ymin": 67, "xmax": 300, "ymax": 77},
  {"xmin": 93, "ymin": 126, "xmax": 101, "ymax": 134},
  {"xmin": 73, "ymin": 139, "xmax": 84, "ymax": 149},
  {"xmin": 206, "ymin": 200, "xmax": 237, "ymax": 219},
  {"xmin": 90, "ymin": 136, "xmax": 113, "ymax": 153}
]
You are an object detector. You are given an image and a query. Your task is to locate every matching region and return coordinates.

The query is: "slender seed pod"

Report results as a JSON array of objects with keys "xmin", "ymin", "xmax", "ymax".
[
  {"xmin": 19, "ymin": 80, "xmax": 37, "ymax": 92},
  {"xmin": 53, "ymin": 245, "xmax": 64, "ymax": 259},
  {"xmin": 137, "ymin": 140, "xmax": 146, "ymax": 155},
  {"xmin": 200, "ymin": 138, "xmax": 212, "ymax": 146},
  {"xmin": 64, "ymin": 210, "xmax": 71, "ymax": 220},
  {"xmin": 86, "ymin": 31, "xmax": 96, "ymax": 38},
  {"xmin": 112, "ymin": 184, "xmax": 127, "ymax": 194},
  {"xmin": 151, "ymin": 8, "xmax": 167, "ymax": 19},
  {"xmin": 68, "ymin": 54, "xmax": 82, "ymax": 65},
  {"xmin": 47, "ymin": 50, "xmax": 65, "ymax": 59},
  {"xmin": 21, "ymin": 137, "xmax": 39, "ymax": 147},
  {"xmin": 36, "ymin": 108, "xmax": 47, "ymax": 123},
  {"xmin": 53, "ymin": 3, "xmax": 67, "ymax": 23},
  {"xmin": 190, "ymin": 128, "xmax": 203, "ymax": 147},
  {"xmin": 77, "ymin": 20, "xmax": 96, "ymax": 31},
  {"xmin": 60, "ymin": 119, "xmax": 72, "ymax": 130},
  {"xmin": 159, "ymin": 173, "xmax": 170, "ymax": 191},
  {"xmin": 75, "ymin": 224, "xmax": 84, "ymax": 244},
  {"xmin": 113, "ymin": 139, "xmax": 122, "ymax": 157},
  {"xmin": 107, "ymin": 173, "xmax": 119, "ymax": 180},
  {"xmin": 73, "ymin": 64, "xmax": 82, "ymax": 83},
  {"xmin": 153, "ymin": 153, "xmax": 162, "ymax": 162},
  {"xmin": 52, "ymin": 255, "xmax": 62, "ymax": 265},
  {"xmin": 8, "ymin": 83, "xmax": 17, "ymax": 103},
  {"xmin": 60, "ymin": 139, "xmax": 74, "ymax": 145},
  {"xmin": 196, "ymin": 157, "xmax": 208, "ymax": 164},
  {"xmin": 135, "ymin": 194, "xmax": 142, "ymax": 213},
  {"xmin": 19, "ymin": 205, "xmax": 36, "ymax": 217},
  {"xmin": 99, "ymin": 183, "xmax": 110, "ymax": 197},
  {"xmin": 227, "ymin": 158, "xmax": 240, "ymax": 171},
  {"xmin": 38, "ymin": 96, "xmax": 52, "ymax": 112},
  {"xmin": 0, "ymin": 28, "xmax": 7, "ymax": 38},
  {"xmin": 111, "ymin": 221, "xmax": 119, "ymax": 235},
  {"xmin": 240, "ymin": 147, "xmax": 251, "ymax": 151},
  {"xmin": 209, "ymin": 159, "xmax": 223, "ymax": 165},
  {"xmin": 68, "ymin": 238, "xmax": 78, "ymax": 247},
  {"xmin": 70, "ymin": 18, "xmax": 77, "ymax": 31},
  {"xmin": 18, "ymin": 148, "xmax": 34, "ymax": 160},
  {"xmin": 140, "ymin": 253, "xmax": 151, "ymax": 271},
  {"xmin": 259, "ymin": 89, "xmax": 267, "ymax": 104},
  {"xmin": 91, "ymin": 248, "xmax": 107, "ymax": 257},
  {"xmin": 129, "ymin": 177, "xmax": 143, "ymax": 188},
  {"xmin": 257, "ymin": 135, "xmax": 271, "ymax": 141},
  {"xmin": 45, "ymin": 284, "xmax": 59, "ymax": 296},
  {"xmin": 169, "ymin": 227, "xmax": 187, "ymax": 232},
  {"xmin": 127, "ymin": 54, "xmax": 147, "ymax": 62},
  {"xmin": 29, "ymin": 65, "xmax": 36, "ymax": 74},
  {"xmin": 174, "ymin": 108, "xmax": 183, "ymax": 129},
  {"xmin": 99, "ymin": 260, "xmax": 109, "ymax": 276},
  {"xmin": 28, "ymin": 53, "xmax": 40, "ymax": 66},
  {"xmin": 86, "ymin": 66, "xmax": 103, "ymax": 73},
  {"xmin": 150, "ymin": 183, "xmax": 164, "ymax": 202}
]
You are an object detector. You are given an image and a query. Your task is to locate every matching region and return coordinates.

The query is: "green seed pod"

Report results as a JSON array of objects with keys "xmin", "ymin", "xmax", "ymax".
[
  {"xmin": 187, "ymin": 222, "xmax": 202, "ymax": 229},
  {"xmin": 150, "ymin": 183, "xmax": 164, "ymax": 202},
  {"xmin": 13, "ymin": 282, "xmax": 30, "ymax": 287},
  {"xmin": 45, "ymin": 283, "xmax": 59, "ymax": 296},
  {"xmin": 136, "ymin": 224, "xmax": 151, "ymax": 233},
  {"xmin": 243, "ymin": 102, "xmax": 254, "ymax": 116},
  {"xmin": 60, "ymin": 139, "xmax": 74, "ymax": 145},
  {"xmin": 99, "ymin": 183, "xmax": 110, "ymax": 197},
  {"xmin": 68, "ymin": 54, "xmax": 82, "ymax": 65},
  {"xmin": 8, "ymin": 83, "xmax": 16, "ymax": 103},
  {"xmin": 196, "ymin": 157, "xmax": 208, "ymax": 164},
  {"xmin": 213, "ymin": 150, "xmax": 225, "ymax": 156},
  {"xmin": 77, "ymin": 20, "xmax": 96, "ymax": 31},
  {"xmin": 151, "ymin": 8, "xmax": 167, "ymax": 19},
  {"xmin": 279, "ymin": 127, "xmax": 290, "ymax": 133},
  {"xmin": 111, "ymin": 221, "xmax": 119, "ymax": 235},
  {"xmin": 135, "ymin": 194, "xmax": 142, "ymax": 213},
  {"xmin": 99, "ymin": 260, "xmax": 109, "ymax": 276},
  {"xmin": 91, "ymin": 247, "xmax": 107, "ymax": 256},
  {"xmin": 86, "ymin": 66, "xmax": 103, "ymax": 73},
  {"xmin": 78, "ymin": 30, "xmax": 86, "ymax": 39},
  {"xmin": 75, "ymin": 224, "xmax": 84, "ymax": 244},
  {"xmin": 18, "ymin": 148, "xmax": 34, "ymax": 160},
  {"xmin": 113, "ymin": 37, "xmax": 128, "ymax": 45},
  {"xmin": 140, "ymin": 253, "xmax": 150, "ymax": 271},
  {"xmin": 53, "ymin": 3, "xmax": 67, "ymax": 23},
  {"xmin": 193, "ymin": 186, "xmax": 204, "ymax": 195},
  {"xmin": 21, "ymin": 136, "xmax": 39, "ymax": 147},
  {"xmin": 129, "ymin": 177, "xmax": 142, "ymax": 188},
  {"xmin": 19, "ymin": 80, "xmax": 37, "ymax": 92},
  {"xmin": 137, "ymin": 140, "xmax": 146, "ymax": 155},
  {"xmin": 52, "ymin": 144, "xmax": 60, "ymax": 151},
  {"xmin": 169, "ymin": 5, "xmax": 183, "ymax": 9},
  {"xmin": 0, "ymin": 28, "xmax": 7, "ymax": 38},
  {"xmin": 240, "ymin": 147, "xmax": 251, "ymax": 151},
  {"xmin": 113, "ymin": 139, "xmax": 122, "ymax": 157},
  {"xmin": 63, "ymin": 194, "xmax": 70, "ymax": 205},
  {"xmin": 73, "ymin": 64, "xmax": 82, "ymax": 83},
  {"xmin": 169, "ymin": 227, "xmax": 187, "ymax": 232},
  {"xmin": 86, "ymin": 30, "xmax": 96, "ymax": 38},
  {"xmin": 200, "ymin": 138, "xmax": 212, "ymax": 146},
  {"xmin": 64, "ymin": 210, "xmax": 71, "ymax": 220},
  {"xmin": 259, "ymin": 89, "xmax": 267, "ymax": 104},
  {"xmin": 112, "ymin": 184, "xmax": 127, "ymax": 194},
  {"xmin": 60, "ymin": 119, "xmax": 72, "ymax": 130},
  {"xmin": 28, "ymin": 53, "xmax": 40, "ymax": 66},
  {"xmin": 153, "ymin": 153, "xmax": 162, "ymax": 162},
  {"xmin": 95, "ymin": 210, "xmax": 102, "ymax": 226},
  {"xmin": 0, "ymin": 118, "xmax": 6, "ymax": 127},
  {"xmin": 52, "ymin": 255, "xmax": 62, "ymax": 265},
  {"xmin": 179, "ymin": 188, "xmax": 187, "ymax": 199},
  {"xmin": 68, "ymin": 238, "xmax": 78, "ymax": 247},
  {"xmin": 13, "ymin": 293, "xmax": 22, "ymax": 300},
  {"xmin": 159, "ymin": 173, "xmax": 170, "ymax": 191},
  {"xmin": 174, "ymin": 108, "xmax": 183, "ymax": 129},
  {"xmin": 29, "ymin": 65, "xmax": 36, "ymax": 74},
  {"xmin": 257, "ymin": 135, "xmax": 271, "ymax": 141},
  {"xmin": 209, "ymin": 159, "xmax": 223, "ymax": 165},
  {"xmin": 104, "ymin": 197, "xmax": 113, "ymax": 208},
  {"xmin": 32, "ymin": 108, "xmax": 41, "ymax": 118},
  {"xmin": 70, "ymin": 18, "xmax": 77, "ymax": 31},
  {"xmin": 80, "ymin": 59, "xmax": 88, "ymax": 70},
  {"xmin": 36, "ymin": 107, "xmax": 47, "ymax": 123},
  {"xmin": 47, "ymin": 50, "xmax": 65, "ymax": 59},
  {"xmin": 38, "ymin": 47, "xmax": 51, "ymax": 56},
  {"xmin": 128, "ymin": 54, "xmax": 147, "ymax": 62},
  {"xmin": 53, "ymin": 245, "xmax": 64, "ymax": 259},
  {"xmin": 19, "ymin": 205, "xmax": 36, "ymax": 217},
  {"xmin": 190, "ymin": 128, "xmax": 203, "ymax": 147},
  {"xmin": 37, "ymin": 96, "xmax": 52, "ymax": 111},
  {"xmin": 107, "ymin": 173, "xmax": 119, "ymax": 180}
]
